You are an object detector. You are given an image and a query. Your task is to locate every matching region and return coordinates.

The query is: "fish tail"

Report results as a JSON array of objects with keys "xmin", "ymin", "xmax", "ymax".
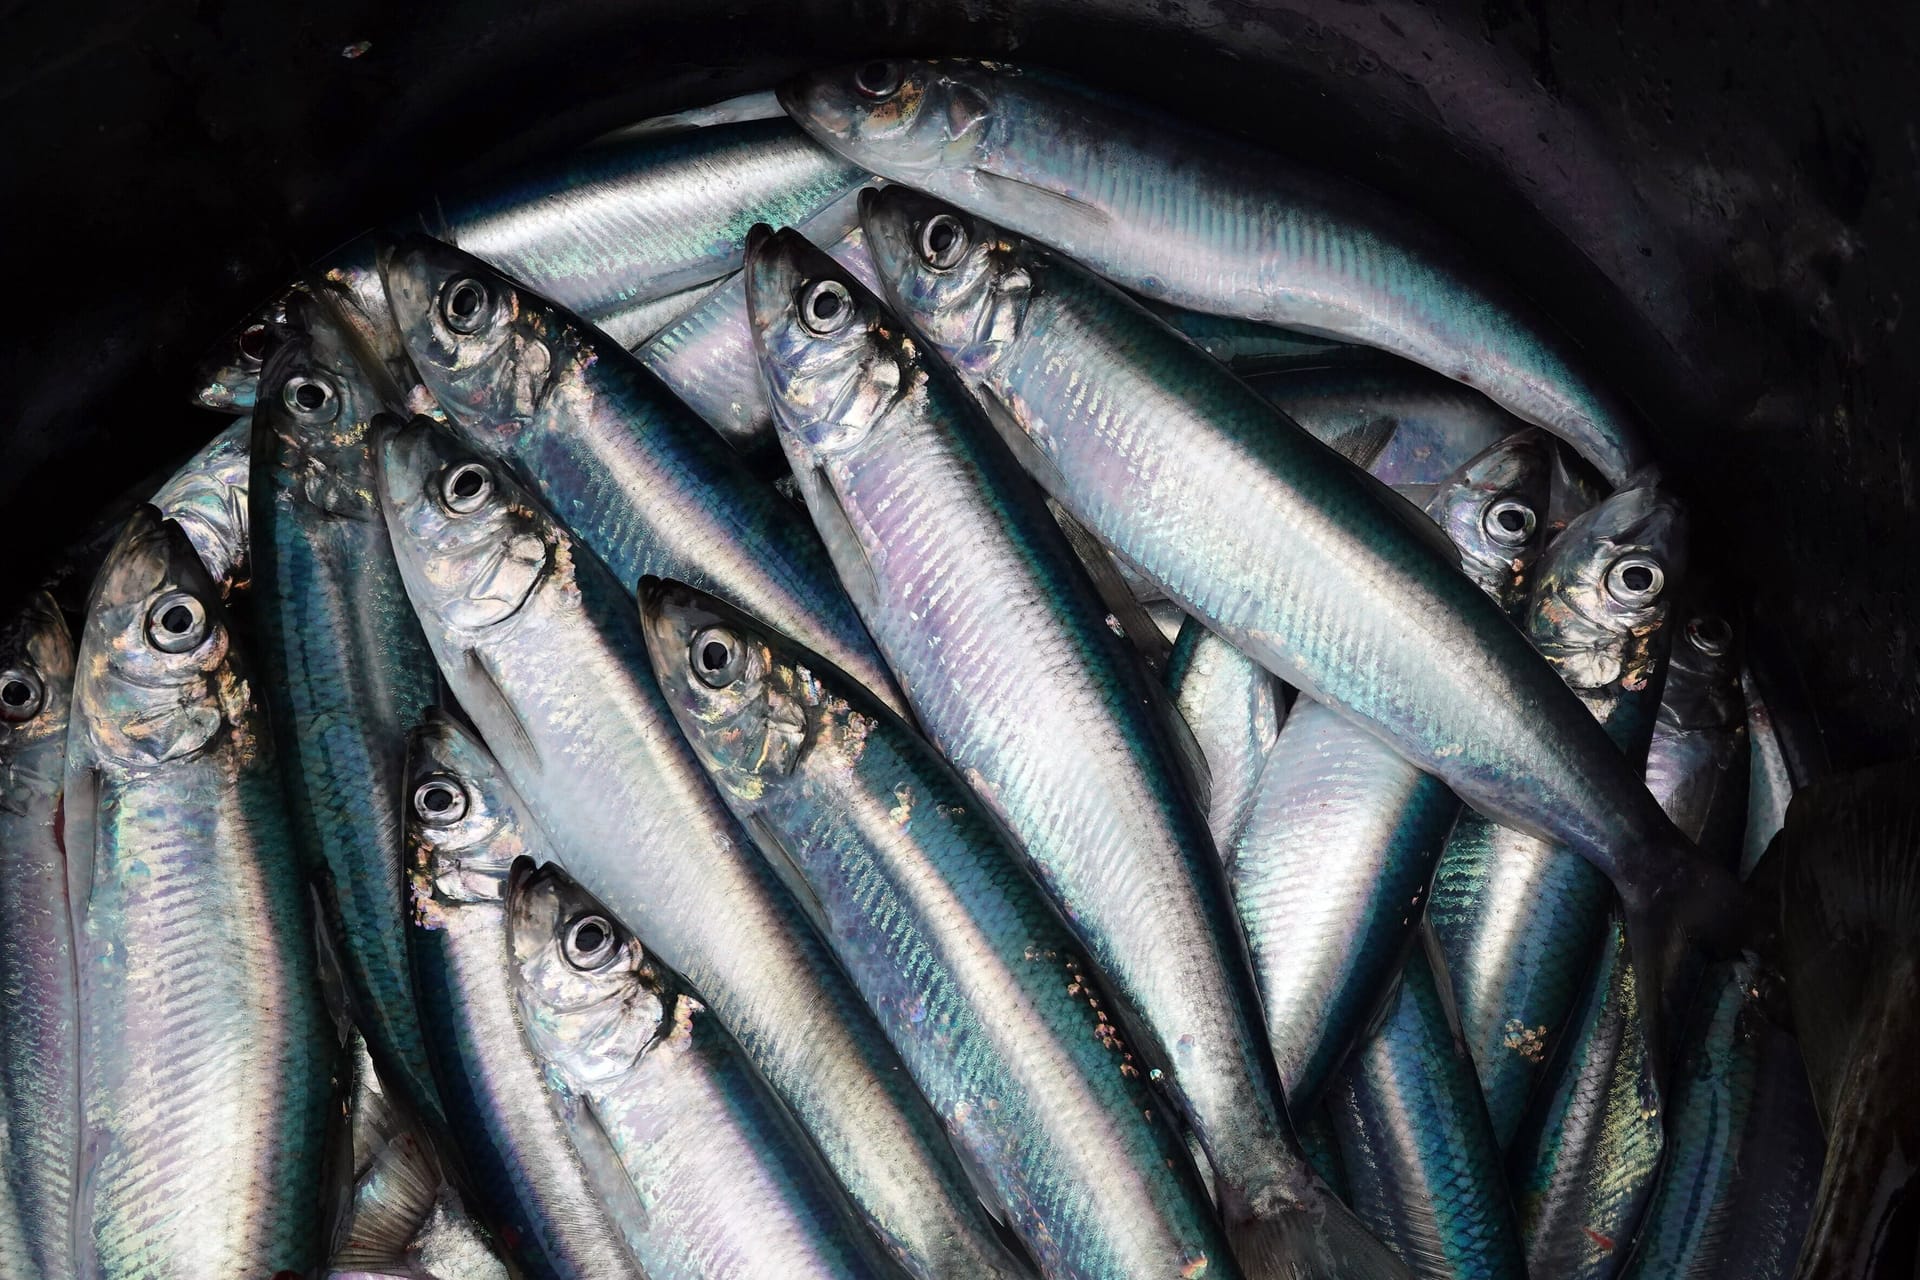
[{"xmin": 1225, "ymin": 1190, "xmax": 1410, "ymax": 1280}]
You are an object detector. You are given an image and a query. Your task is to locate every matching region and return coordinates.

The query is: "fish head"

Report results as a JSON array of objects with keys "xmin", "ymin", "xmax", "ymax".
[
  {"xmin": 1528, "ymin": 482, "xmax": 1688, "ymax": 696},
  {"xmin": 0, "ymin": 594, "xmax": 75, "ymax": 801},
  {"xmin": 403, "ymin": 713, "xmax": 544, "ymax": 915},
  {"xmin": 637, "ymin": 578, "xmax": 817, "ymax": 802},
  {"xmin": 150, "ymin": 417, "xmax": 252, "ymax": 594},
  {"xmin": 860, "ymin": 185, "xmax": 1029, "ymax": 381},
  {"xmin": 778, "ymin": 58, "xmax": 992, "ymax": 178},
  {"xmin": 509, "ymin": 860, "xmax": 671, "ymax": 1091},
  {"xmin": 379, "ymin": 236, "xmax": 560, "ymax": 443},
  {"xmin": 375, "ymin": 414, "xmax": 558, "ymax": 637},
  {"xmin": 254, "ymin": 291, "xmax": 400, "ymax": 523},
  {"xmin": 73, "ymin": 507, "xmax": 245, "ymax": 769},
  {"xmin": 1657, "ymin": 607, "xmax": 1742, "ymax": 733},
  {"xmin": 745, "ymin": 224, "xmax": 916, "ymax": 461},
  {"xmin": 189, "ymin": 290, "xmax": 293, "ymax": 412},
  {"xmin": 1425, "ymin": 429, "xmax": 1554, "ymax": 616}
]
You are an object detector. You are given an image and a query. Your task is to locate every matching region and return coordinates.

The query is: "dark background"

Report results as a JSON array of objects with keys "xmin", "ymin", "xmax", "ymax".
[{"xmin": 3, "ymin": 0, "xmax": 1913, "ymax": 768}]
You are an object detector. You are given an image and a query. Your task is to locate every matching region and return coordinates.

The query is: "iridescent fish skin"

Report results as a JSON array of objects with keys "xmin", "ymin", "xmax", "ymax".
[
  {"xmin": 252, "ymin": 294, "xmax": 447, "ymax": 1128},
  {"xmin": 511, "ymin": 859, "xmax": 898, "ymax": 1280},
  {"xmin": 66, "ymin": 508, "xmax": 334, "ymax": 1278},
  {"xmin": 859, "ymin": 189, "xmax": 1738, "ymax": 998},
  {"xmin": 643, "ymin": 580, "xmax": 1233, "ymax": 1280},
  {"xmin": 151, "ymin": 417, "xmax": 252, "ymax": 592},
  {"xmin": 403, "ymin": 718, "xmax": 645, "ymax": 1280},
  {"xmin": 1422, "ymin": 430, "xmax": 1553, "ymax": 617},
  {"xmin": 785, "ymin": 59, "xmax": 1647, "ymax": 483},
  {"xmin": 1146, "ymin": 306, "xmax": 1346, "ymax": 372},
  {"xmin": 1643, "ymin": 612, "xmax": 1747, "ymax": 867},
  {"xmin": 1328, "ymin": 946, "xmax": 1525, "ymax": 1280},
  {"xmin": 380, "ymin": 234, "xmax": 906, "ymax": 720},
  {"xmin": 0, "ymin": 595, "xmax": 78, "ymax": 1280},
  {"xmin": 1428, "ymin": 483, "xmax": 1687, "ymax": 1144},
  {"xmin": 1740, "ymin": 667, "xmax": 1794, "ymax": 878},
  {"xmin": 193, "ymin": 121, "xmax": 868, "ymax": 412},
  {"xmin": 747, "ymin": 225, "xmax": 1400, "ymax": 1280},
  {"xmin": 1249, "ymin": 363, "xmax": 1521, "ymax": 489},
  {"xmin": 638, "ymin": 220, "xmax": 885, "ymax": 459},
  {"xmin": 1165, "ymin": 617, "xmax": 1284, "ymax": 859},
  {"xmin": 376, "ymin": 416, "xmax": 1024, "ymax": 1280}
]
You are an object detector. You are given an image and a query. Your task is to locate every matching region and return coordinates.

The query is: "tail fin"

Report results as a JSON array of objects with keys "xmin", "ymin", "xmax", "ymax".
[{"xmin": 1226, "ymin": 1189, "xmax": 1411, "ymax": 1280}]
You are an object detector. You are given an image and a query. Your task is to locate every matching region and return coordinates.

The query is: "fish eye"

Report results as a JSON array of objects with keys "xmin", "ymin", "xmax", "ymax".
[
  {"xmin": 412, "ymin": 776, "xmax": 469, "ymax": 825},
  {"xmin": 854, "ymin": 60, "xmax": 901, "ymax": 101},
  {"xmin": 563, "ymin": 914, "xmax": 619, "ymax": 970},
  {"xmin": 281, "ymin": 373, "xmax": 338, "ymax": 421},
  {"xmin": 690, "ymin": 626, "xmax": 748, "ymax": 689},
  {"xmin": 440, "ymin": 276, "xmax": 491, "ymax": 335},
  {"xmin": 1685, "ymin": 614, "xmax": 1733, "ymax": 657},
  {"xmin": 146, "ymin": 590, "xmax": 210, "ymax": 654},
  {"xmin": 1603, "ymin": 555, "xmax": 1665, "ymax": 607},
  {"xmin": 1482, "ymin": 497, "xmax": 1538, "ymax": 548},
  {"xmin": 237, "ymin": 322, "xmax": 272, "ymax": 367},
  {"xmin": 0, "ymin": 668, "xmax": 44, "ymax": 722},
  {"xmin": 800, "ymin": 280, "xmax": 854, "ymax": 336},
  {"xmin": 918, "ymin": 214, "xmax": 969, "ymax": 270},
  {"xmin": 440, "ymin": 462, "xmax": 494, "ymax": 515}
]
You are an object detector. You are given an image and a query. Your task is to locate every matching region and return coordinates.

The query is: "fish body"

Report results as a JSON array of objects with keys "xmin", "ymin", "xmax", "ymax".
[
  {"xmin": 784, "ymin": 59, "xmax": 1646, "ymax": 482},
  {"xmin": 745, "ymin": 224, "xmax": 1398, "ymax": 1280},
  {"xmin": 1643, "ymin": 613, "xmax": 1747, "ymax": 866},
  {"xmin": 511, "ymin": 859, "xmax": 901, "ymax": 1280},
  {"xmin": 857, "ymin": 189, "xmax": 1738, "ymax": 996},
  {"xmin": 0, "ymin": 596, "xmax": 79, "ymax": 1280},
  {"xmin": 252, "ymin": 294, "xmax": 447, "ymax": 1127},
  {"xmin": 403, "ymin": 718, "xmax": 644, "ymax": 1280},
  {"xmin": 151, "ymin": 418, "xmax": 252, "ymax": 592},
  {"xmin": 1328, "ymin": 945, "xmax": 1525, "ymax": 1280},
  {"xmin": 66, "ymin": 508, "xmax": 334, "ymax": 1278},
  {"xmin": 1146, "ymin": 306, "xmax": 1346, "ymax": 371},
  {"xmin": 1429, "ymin": 483, "xmax": 1687, "ymax": 1143},
  {"xmin": 643, "ymin": 580, "xmax": 1236, "ymax": 1280},
  {"xmin": 381, "ymin": 234, "xmax": 906, "ymax": 719},
  {"xmin": 1249, "ymin": 363, "xmax": 1520, "ymax": 489},
  {"xmin": 376, "ymin": 416, "xmax": 1025, "ymax": 1280},
  {"xmin": 1165, "ymin": 618, "xmax": 1284, "ymax": 858}
]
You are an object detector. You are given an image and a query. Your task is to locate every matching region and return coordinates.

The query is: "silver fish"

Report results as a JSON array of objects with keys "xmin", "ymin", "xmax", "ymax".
[
  {"xmin": 0, "ymin": 595, "xmax": 79, "ymax": 1280},
  {"xmin": 66, "ymin": 507, "xmax": 335, "ymax": 1278},
  {"xmin": 404, "ymin": 717, "xmax": 644, "ymax": 1280},
  {"xmin": 376, "ymin": 416, "xmax": 1026, "ymax": 1280},
  {"xmin": 1427, "ymin": 483, "xmax": 1687, "ymax": 1144},
  {"xmin": 380, "ymin": 233, "xmax": 907, "ymax": 720},
  {"xmin": 510, "ymin": 857, "xmax": 895, "ymax": 1280},
  {"xmin": 784, "ymin": 59, "xmax": 1648, "ymax": 483},
  {"xmin": 601, "ymin": 88, "xmax": 787, "ymax": 140},
  {"xmin": 1643, "ymin": 612, "xmax": 1747, "ymax": 866},
  {"xmin": 1144, "ymin": 306, "xmax": 1347, "ymax": 372},
  {"xmin": 746, "ymin": 224, "xmax": 1401, "ymax": 1280},
  {"xmin": 859, "ymin": 187, "xmax": 1737, "ymax": 1049},
  {"xmin": 1165, "ymin": 617, "xmax": 1284, "ymax": 859},
  {"xmin": 151, "ymin": 417, "xmax": 252, "ymax": 593},
  {"xmin": 643, "ymin": 579, "xmax": 1239, "ymax": 1280}
]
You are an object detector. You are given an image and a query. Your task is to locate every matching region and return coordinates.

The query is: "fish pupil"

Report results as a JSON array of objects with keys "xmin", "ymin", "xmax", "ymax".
[
  {"xmin": 421, "ymin": 784, "xmax": 454, "ymax": 813},
  {"xmin": 293, "ymin": 381, "xmax": 326, "ymax": 411},
  {"xmin": 1621, "ymin": 565, "xmax": 1653, "ymax": 592},
  {"xmin": 929, "ymin": 221, "xmax": 956, "ymax": 253},
  {"xmin": 161, "ymin": 605, "xmax": 194, "ymax": 634},
  {"xmin": 575, "ymin": 921, "xmax": 606, "ymax": 953},
  {"xmin": 1497, "ymin": 508, "xmax": 1526, "ymax": 533},
  {"xmin": 451, "ymin": 283, "xmax": 482, "ymax": 318},
  {"xmin": 812, "ymin": 291, "xmax": 843, "ymax": 322},
  {"xmin": 701, "ymin": 640, "xmax": 730, "ymax": 671},
  {"xmin": 452, "ymin": 469, "xmax": 484, "ymax": 499},
  {"xmin": 1, "ymin": 680, "xmax": 30, "ymax": 707}
]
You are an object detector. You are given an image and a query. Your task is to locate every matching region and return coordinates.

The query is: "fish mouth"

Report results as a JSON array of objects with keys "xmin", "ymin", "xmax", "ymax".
[
  {"xmin": 775, "ymin": 72, "xmax": 852, "ymax": 140},
  {"xmin": 370, "ymin": 413, "xmax": 443, "ymax": 522}
]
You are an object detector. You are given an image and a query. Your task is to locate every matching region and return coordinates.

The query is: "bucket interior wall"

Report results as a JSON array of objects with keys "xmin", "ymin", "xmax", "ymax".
[{"xmin": 3, "ymin": 0, "xmax": 1913, "ymax": 765}]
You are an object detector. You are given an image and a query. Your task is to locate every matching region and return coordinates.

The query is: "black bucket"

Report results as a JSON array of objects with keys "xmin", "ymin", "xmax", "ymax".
[{"xmin": 3, "ymin": 0, "xmax": 1913, "ymax": 763}]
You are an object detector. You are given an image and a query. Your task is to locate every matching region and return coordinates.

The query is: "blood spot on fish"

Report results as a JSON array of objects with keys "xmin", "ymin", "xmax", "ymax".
[{"xmin": 1582, "ymin": 1226, "xmax": 1616, "ymax": 1251}]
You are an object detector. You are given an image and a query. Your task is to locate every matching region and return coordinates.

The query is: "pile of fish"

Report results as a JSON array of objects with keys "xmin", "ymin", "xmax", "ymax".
[{"xmin": 3, "ymin": 56, "xmax": 1910, "ymax": 1280}]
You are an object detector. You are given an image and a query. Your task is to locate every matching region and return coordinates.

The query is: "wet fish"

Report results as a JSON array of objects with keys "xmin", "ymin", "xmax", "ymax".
[
  {"xmin": 785, "ymin": 59, "xmax": 1648, "ymax": 483},
  {"xmin": 858, "ymin": 189, "xmax": 1740, "ymax": 1028},
  {"xmin": 1776, "ymin": 760, "xmax": 1920, "ymax": 1280},
  {"xmin": 511, "ymin": 859, "xmax": 899, "ymax": 1280},
  {"xmin": 598, "ymin": 88, "xmax": 788, "ymax": 140},
  {"xmin": 0, "ymin": 595, "xmax": 79, "ymax": 1280},
  {"xmin": 1644, "ymin": 611, "xmax": 1748, "ymax": 867},
  {"xmin": 1428, "ymin": 483, "xmax": 1687, "ymax": 1144},
  {"xmin": 380, "ymin": 233, "xmax": 906, "ymax": 719},
  {"xmin": 1165, "ymin": 618, "xmax": 1284, "ymax": 858},
  {"xmin": 404, "ymin": 718, "xmax": 644, "ymax": 1280},
  {"xmin": 643, "ymin": 579, "xmax": 1239, "ymax": 1280},
  {"xmin": 747, "ymin": 224, "xmax": 1400, "ymax": 1280},
  {"xmin": 1327, "ymin": 941, "xmax": 1525, "ymax": 1280},
  {"xmin": 192, "ymin": 120, "xmax": 869, "ymax": 411},
  {"xmin": 376, "ymin": 416, "xmax": 1027, "ymax": 1280},
  {"xmin": 1737, "ymin": 651, "xmax": 1829, "ymax": 881},
  {"xmin": 66, "ymin": 507, "xmax": 335, "ymax": 1277},
  {"xmin": 252, "ymin": 293, "xmax": 447, "ymax": 1127},
  {"xmin": 1145, "ymin": 306, "xmax": 1347, "ymax": 371},
  {"xmin": 151, "ymin": 418, "xmax": 252, "ymax": 592},
  {"xmin": 1247, "ymin": 362, "xmax": 1520, "ymax": 490},
  {"xmin": 637, "ymin": 220, "xmax": 885, "ymax": 460}
]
